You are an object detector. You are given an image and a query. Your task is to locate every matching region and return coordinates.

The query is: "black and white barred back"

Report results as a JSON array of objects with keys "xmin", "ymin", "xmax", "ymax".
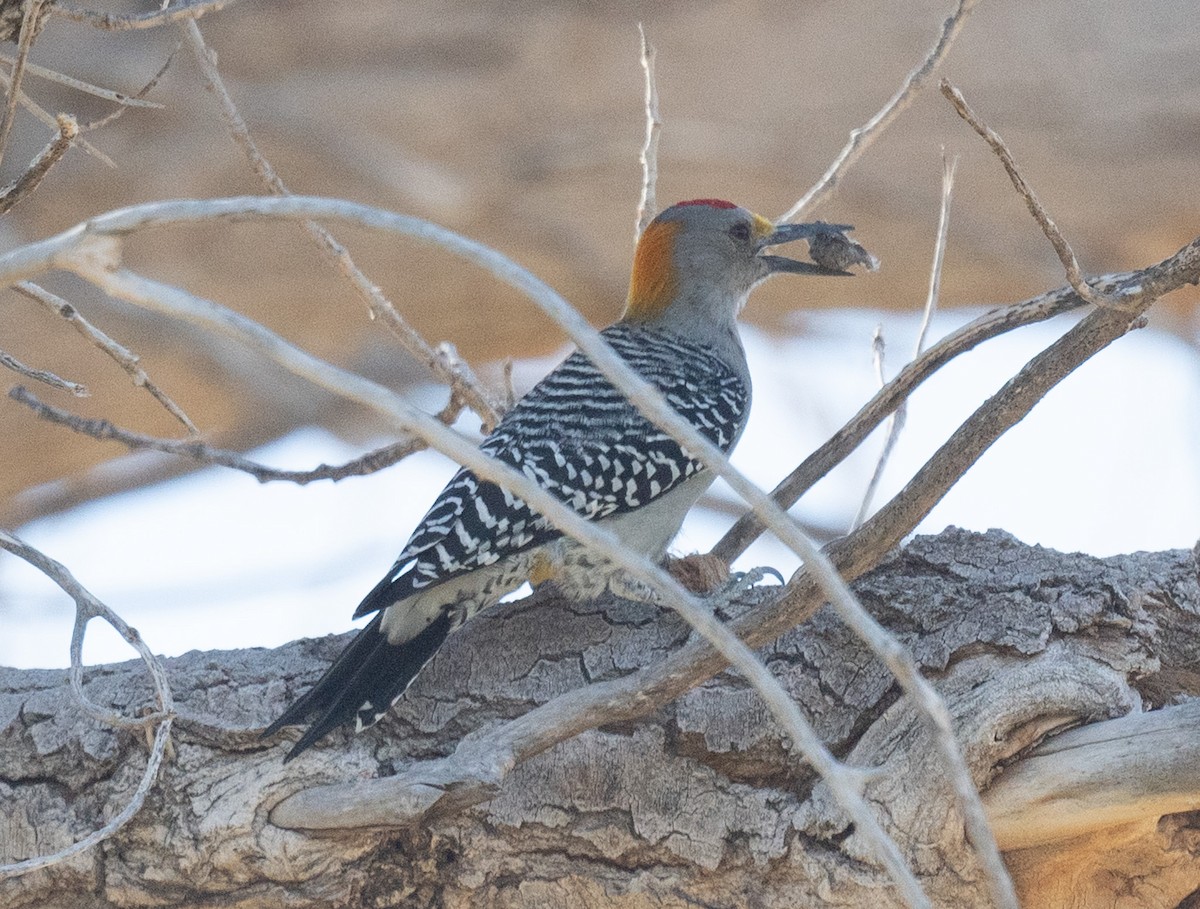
[
  {"xmin": 264, "ymin": 324, "xmax": 752, "ymax": 760},
  {"xmin": 354, "ymin": 324, "xmax": 751, "ymax": 618}
]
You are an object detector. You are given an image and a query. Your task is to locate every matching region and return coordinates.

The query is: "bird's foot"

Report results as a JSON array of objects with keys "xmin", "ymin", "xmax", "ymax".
[{"xmin": 704, "ymin": 565, "xmax": 786, "ymax": 620}]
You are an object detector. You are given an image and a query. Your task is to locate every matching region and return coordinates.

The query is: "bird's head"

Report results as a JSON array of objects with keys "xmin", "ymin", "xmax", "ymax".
[{"xmin": 622, "ymin": 199, "xmax": 855, "ymax": 329}]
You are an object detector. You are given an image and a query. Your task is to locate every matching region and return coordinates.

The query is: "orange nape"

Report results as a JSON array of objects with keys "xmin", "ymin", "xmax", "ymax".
[{"xmin": 623, "ymin": 218, "xmax": 680, "ymax": 323}]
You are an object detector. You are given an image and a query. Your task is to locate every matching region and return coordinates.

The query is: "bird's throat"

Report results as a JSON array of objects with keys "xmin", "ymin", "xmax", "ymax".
[{"xmin": 623, "ymin": 219, "xmax": 680, "ymax": 323}]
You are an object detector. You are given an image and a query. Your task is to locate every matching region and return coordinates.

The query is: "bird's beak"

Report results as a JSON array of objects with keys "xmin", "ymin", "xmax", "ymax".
[{"xmin": 758, "ymin": 221, "xmax": 855, "ymax": 276}]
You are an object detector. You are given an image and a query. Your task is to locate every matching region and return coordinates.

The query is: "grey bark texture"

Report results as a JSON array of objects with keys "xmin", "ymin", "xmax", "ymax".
[{"xmin": 3, "ymin": 528, "xmax": 1199, "ymax": 908}]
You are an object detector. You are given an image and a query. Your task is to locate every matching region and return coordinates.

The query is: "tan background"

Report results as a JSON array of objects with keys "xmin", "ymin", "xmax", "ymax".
[{"xmin": 1, "ymin": 0, "xmax": 1197, "ymax": 525}]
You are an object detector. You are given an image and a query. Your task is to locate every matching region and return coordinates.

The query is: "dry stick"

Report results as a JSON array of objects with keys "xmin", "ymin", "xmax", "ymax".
[
  {"xmin": 634, "ymin": 23, "xmax": 661, "ymax": 240},
  {"xmin": 939, "ymin": 80, "xmax": 1109, "ymax": 307},
  {"xmin": 851, "ymin": 324, "xmax": 889, "ymax": 531},
  {"xmin": 181, "ymin": 21, "xmax": 503, "ymax": 431},
  {"xmin": 9, "ymin": 385, "xmax": 464, "ymax": 485},
  {"xmin": 0, "ymin": 113, "xmax": 77, "ymax": 215},
  {"xmin": 15, "ymin": 281, "xmax": 199, "ymax": 433},
  {"xmin": 711, "ymin": 274, "xmax": 1104, "ymax": 563},
  {"xmin": 0, "ymin": 349, "xmax": 85, "ymax": 395},
  {"xmin": 52, "ymin": 0, "xmax": 237, "ymax": 30},
  {"xmin": 0, "ymin": 53, "xmax": 164, "ymax": 108},
  {"xmin": 0, "ymin": 0, "xmax": 47, "ymax": 172},
  {"xmin": 851, "ymin": 153, "xmax": 957, "ymax": 531},
  {"xmin": 0, "ymin": 529, "xmax": 174, "ymax": 881},
  {"xmin": 0, "ymin": 73, "xmax": 114, "ymax": 166},
  {"xmin": 777, "ymin": 0, "xmax": 978, "ymax": 223},
  {"xmin": 76, "ymin": 266, "xmax": 437, "ymax": 437},
  {"xmin": 81, "ymin": 44, "xmax": 179, "ymax": 133}
]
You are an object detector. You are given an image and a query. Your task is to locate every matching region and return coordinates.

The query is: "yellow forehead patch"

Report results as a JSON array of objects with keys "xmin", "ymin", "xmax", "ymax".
[
  {"xmin": 750, "ymin": 212, "xmax": 775, "ymax": 241},
  {"xmin": 623, "ymin": 218, "xmax": 680, "ymax": 322}
]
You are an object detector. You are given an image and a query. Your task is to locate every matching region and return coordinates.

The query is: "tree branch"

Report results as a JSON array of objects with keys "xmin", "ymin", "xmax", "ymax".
[
  {"xmin": 984, "ymin": 700, "xmax": 1200, "ymax": 852},
  {"xmin": 52, "ymin": 0, "xmax": 239, "ymax": 31},
  {"xmin": 181, "ymin": 21, "xmax": 504, "ymax": 431},
  {"xmin": 0, "ymin": 113, "xmax": 76, "ymax": 215},
  {"xmin": 776, "ymin": 0, "xmax": 978, "ymax": 223},
  {"xmin": 634, "ymin": 23, "xmax": 661, "ymax": 240},
  {"xmin": 940, "ymin": 80, "xmax": 1110, "ymax": 307},
  {"xmin": 8, "ymin": 384, "xmax": 463, "ymax": 485},
  {"xmin": 14, "ymin": 281, "xmax": 198, "ymax": 433},
  {"xmin": 0, "ymin": 529, "xmax": 174, "ymax": 881}
]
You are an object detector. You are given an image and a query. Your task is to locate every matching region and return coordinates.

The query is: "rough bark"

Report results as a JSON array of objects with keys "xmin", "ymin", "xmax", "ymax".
[{"xmin": 2, "ymin": 528, "xmax": 1199, "ymax": 908}]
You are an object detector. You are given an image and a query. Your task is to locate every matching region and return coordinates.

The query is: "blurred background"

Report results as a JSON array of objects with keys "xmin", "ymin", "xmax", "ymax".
[{"xmin": 1, "ymin": 0, "xmax": 1197, "ymax": 668}]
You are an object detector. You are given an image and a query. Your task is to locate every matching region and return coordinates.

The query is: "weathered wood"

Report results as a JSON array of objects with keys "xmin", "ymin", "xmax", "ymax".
[{"xmin": 2, "ymin": 529, "xmax": 1199, "ymax": 908}]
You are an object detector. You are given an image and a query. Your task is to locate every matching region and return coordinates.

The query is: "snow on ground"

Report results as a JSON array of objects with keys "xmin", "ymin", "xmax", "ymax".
[{"xmin": 3, "ymin": 308, "xmax": 1197, "ymax": 668}]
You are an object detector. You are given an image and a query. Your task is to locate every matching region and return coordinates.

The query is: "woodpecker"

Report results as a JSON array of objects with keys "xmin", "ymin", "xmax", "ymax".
[{"xmin": 264, "ymin": 199, "xmax": 859, "ymax": 760}]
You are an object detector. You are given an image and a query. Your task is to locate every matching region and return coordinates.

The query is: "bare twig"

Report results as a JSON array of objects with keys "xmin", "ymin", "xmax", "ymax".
[
  {"xmin": 0, "ymin": 53, "xmax": 164, "ymax": 108},
  {"xmin": 710, "ymin": 270, "xmax": 1114, "ymax": 563},
  {"xmin": 9, "ymin": 384, "xmax": 465, "ymax": 484},
  {"xmin": 777, "ymin": 0, "xmax": 978, "ymax": 223},
  {"xmin": 77, "ymin": 265, "xmax": 435, "ymax": 437},
  {"xmin": 53, "ymin": 0, "xmax": 237, "ymax": 30},
  {"xmin": 0, "ymin": 113, "xmax": 76, "ymax": 214},
  {"xmin": 0, "ymin": 348, "xmax": 85, "ymax": 395},
  {"xmin": 851, "ymin": 153, "xmax": 957, "ymax": 530},
  {"xmin": 15, "ymin": 281, "xmax": 198, "ymax": 433},
  {"xmin": 0, "ymin": 0, "xmax": 48, "ymax": 171},
  {"xmin": 80, "ymin": 44, "xmax": 179, "ymax": 133},
  {"xmin": 0, "ymin": 74, "xmax": 115, "ymax": 166},
  {"xmin": 0, "ymin": 529, "xmax": 174, "ymax": 881},
  {"xmin": 850, "ymin": 325, "xmax": 888, "ymax": 530},
  {"xmin": 181, "ymin": 21, "xmax": 504, "ymax": 430},
  {"xmin": 939, "ymin": 80, "xmax": 1111, "ymax": 307},
  {"xmin": 634, "ymin": 23, "xmax": 661, "ymax": 240}
]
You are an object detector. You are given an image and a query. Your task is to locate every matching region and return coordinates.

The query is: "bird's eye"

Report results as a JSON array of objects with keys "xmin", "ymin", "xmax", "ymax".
[{"xmin": 729, "ymin": 222, "xmax": 752, "ymax": 243}]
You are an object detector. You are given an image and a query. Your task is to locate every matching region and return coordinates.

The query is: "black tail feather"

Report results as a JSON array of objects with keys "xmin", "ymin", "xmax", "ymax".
[{"xmin": 262, "ymin": 610, "xmax": 454, "ymax": 762}]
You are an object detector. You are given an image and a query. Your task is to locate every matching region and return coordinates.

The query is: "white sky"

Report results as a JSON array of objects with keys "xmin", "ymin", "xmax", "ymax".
[{"xmin": 3, "ymin": 308, "xmax": 1198, "ymax": 669}]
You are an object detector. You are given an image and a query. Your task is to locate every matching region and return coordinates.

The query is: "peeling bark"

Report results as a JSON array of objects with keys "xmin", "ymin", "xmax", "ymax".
[{"xmin": 3, "ymin": 528, "xmax": 1199, "ymax": 908}]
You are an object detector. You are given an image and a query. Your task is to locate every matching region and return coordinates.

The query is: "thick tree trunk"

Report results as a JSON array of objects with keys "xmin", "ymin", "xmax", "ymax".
[{"xmin": 3, "ymin": 528, "xmax": 1199, "ymax": 908}]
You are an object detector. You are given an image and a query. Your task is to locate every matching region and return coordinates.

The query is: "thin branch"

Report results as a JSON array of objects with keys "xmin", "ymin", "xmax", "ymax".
[
  {"xmin": 9, "ymin": 384, "xmax": 464, "ymax": 485},
  {"xmin": 939, "ymin": 80, "xmax": 1110, "ymax": 307},
  {"xmin": 75, "ymin": 265, "xmax": 433, "ymax": 436},
  {"xmin": 0, "ymin": 529, "xmax": 174, "ymax": 881},
  {"xmin": 181, "ymin": 21, "xmax": 504, "ymax": 431},
  {"xmin": 776, "ymin": 0, "xmax": 978, "ymax": 223},
  {"xmin": 15, "ymin": 281, "xmax": 199, "ymax": 433},
  {"xmin": 0, "ymin": 53, "xmax": 164, "ymax": 108},
  {"xmin": 851, "ymin": 153, "xmax": 957, "ymax": 530},
  {"xmin": 915, "ymin": 153, "xmax": 957, "ymax": 354},
  {"xmin": 634, "ymin": 23, "xmax": 661, "ymax": 240},
  {"xmin": 0, "ymin": 113, "xmax": 77, "ymax": 215},
  {"xmin": 52, "ymin": 0, "xmax": 238, "ymax": 30},
  {"xmin": 80, "ymin": 44, "xmax": 179, "ymax": 133},
  {"xmin": 0, "ymin": 71, "xmax": 115, "ymax": 166},
  {"xmin": 850, "ymin": 324, "xmax": 888, "ymax": 531},
  {"xmin": 0, "ymin": 348, "xmax": 86, "ymax": 395},
  {"xmin": 0, "ymin": 0, "xmax": 48, "ymax": 172},
  {"xmin": 710, "ymin": 270, "xmax": 1115, "ymax": 563}
]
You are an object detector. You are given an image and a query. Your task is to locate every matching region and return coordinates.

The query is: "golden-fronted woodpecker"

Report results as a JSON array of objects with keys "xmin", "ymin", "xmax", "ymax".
[{"xmin": 265, "ymin": 199, "xmax": 860, "ymax": 760}]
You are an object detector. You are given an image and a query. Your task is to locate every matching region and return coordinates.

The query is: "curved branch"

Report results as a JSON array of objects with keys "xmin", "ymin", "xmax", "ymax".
[{"xmin": 0, "ymin": 530, "xmax": 174, "ymax": 881}]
